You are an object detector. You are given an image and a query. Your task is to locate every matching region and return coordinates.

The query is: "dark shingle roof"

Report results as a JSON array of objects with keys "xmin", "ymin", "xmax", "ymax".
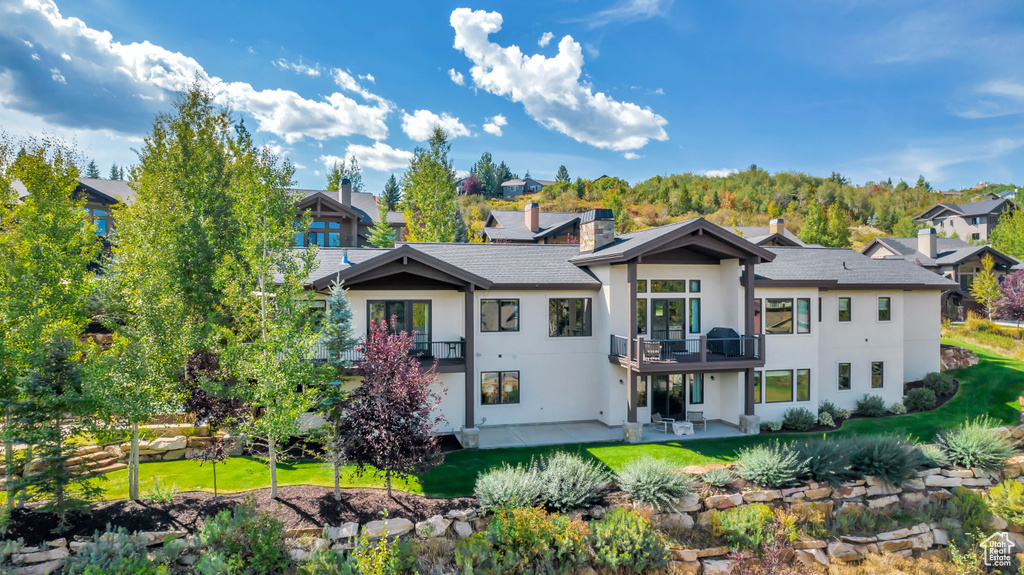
[
  {"xmin": 293, "ymin": 188, "xmax": 405, "ymax": 224},
  {"xmin": 755, "ymin": 247, "xmax": 957, "ymax": 288},
  {"xmin": 731, "ymin": 225, "xmax": 806, "ymax": 246},
  {"xmin": 918, "ymin": 197, "xmax": 1010, "ymax": 220},
  {"xmin": 867, "ymin": 236, "xmax": 1016, "ymax": 267},
  {"xmin": 483, "ymin": 210, "xmax": 580, "ymax": 242},
  {"xmin": 569, "ymin": 219, "xmax": 699, "ymax": 262},
  {"xmin": 13, "ymin": 178, "xmax": 137, "ymax": 204}
]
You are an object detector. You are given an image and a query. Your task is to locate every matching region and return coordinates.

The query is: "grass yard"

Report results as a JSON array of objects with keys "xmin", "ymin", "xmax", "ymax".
[{"xmin": 97, "ymin": 337, "xmax": 1024, "ymax": 500}]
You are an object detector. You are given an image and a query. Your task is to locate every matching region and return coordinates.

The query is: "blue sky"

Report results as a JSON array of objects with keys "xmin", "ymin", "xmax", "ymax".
[{"xmin": 1, "ymin": 0, "xmax": 1022, "ymax": 194}]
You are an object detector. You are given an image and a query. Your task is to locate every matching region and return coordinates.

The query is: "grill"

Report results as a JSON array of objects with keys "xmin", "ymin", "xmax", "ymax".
[{"xmin": 706, "ymin": 327, "xmax": 741, "ymax": 356}]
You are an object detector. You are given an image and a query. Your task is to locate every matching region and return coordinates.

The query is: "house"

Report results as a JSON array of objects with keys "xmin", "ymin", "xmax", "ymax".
[
  {"xmin": 12, "ymin": 177, "xmax": 135, "ymax": 236},
  {"xmin": 482, "ymin": 203, "xmax": 580, "ymax": 244},
  {"xmin": 302, "ymin": 209, "xmax": 953, "ymax": 447},
  {"xmin": 500, "ymin": 176, "xmax": 555, "ymax": 198},
  {"xmin": 731, "ymin": 218, "xmax": 806, "ymax": 247},
  {"xmin": 914, "ymin": 197, "xmax": 1013, "ymax": 242},
  {"xmin": 861, "ymin": 229, "xmax": 1019, "ymax": 317}
]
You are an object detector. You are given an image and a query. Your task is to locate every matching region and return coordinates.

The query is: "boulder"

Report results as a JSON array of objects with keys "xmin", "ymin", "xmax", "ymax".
[
  {"xmin": 326, "ymin": 523, "xmax": 359, "ymax": 540},
  {"xmin": 941, "ymin": 468, "xmax": 974, "ymax": 478},
  {"xmin": 795, "ymin": 548, "xmax": 829, "ymax": 568},
  {"xmin": 909, "ymin": 531, "xmax": 935, "ymax": 551},
  {"xmin": 924, "ymin": 475, "xmax": 962, "ymax": 488},
  {"xmin": 742, "ymin": 489, "xmax": 781, "ymax": 503},
  {"xmin": 694, "ymin": 546, "xmax": 729, "ymax": 558},
  {"xmin": 805, "ymin": 487, "xmax": 832, "ymax": 500},
  {"xmin": 705, "ymin": 493, "xmax": 743, "ymax": 510},
  {"xmin": 793, "ymin": 539, "xmax": 828, "ymax": 549},
  {"xmin": 835, "ymin": 485, "xmax": 866, "ymax": 498},
  {"xmin": 702, "ymin": 559, "xmax": 737, "ymax": 574},
  {"xmin": 416, "ymin": 515, "xmax": 451, "ymax": 539},
  {"xmin": 676, "ymin": 494, "xmax": 702, "ymax": 512},
  {"xmin": 671, "ymin": 560, "xmax": 701, "ymax": 574},
  {"xmin": 148, "ymin": 436, "xmax": 187, "ymax": 451},
  {"xmin": 879, "ymin": 538, "xmax": 914, "ymax": 553},
  {"xmin": 12, "ymin": 560, "xmax": 64, "ymax": 575},
  {"xmin": 868, "ymin": 495, "xmax": 900, "ymax": 508},
  {"xmin": 447, "ymin": 509, "xmax": 476, "ymax": 521},
  {"xmin": 140, "ymin": 531, "xmax": 186, "ymax": 546},
  {"xmin": 932, "ymin": 528, "xmax": 949, "ymax": 546},
  {"xmin": 362, "ymin": 518, "xmax": 414, "ymax": 539},
  {"xmin": 162, "ymin": 449, "xmax": 186, "ymax": 461},
  {"xmin": 453, "ymin": 520, "xmax": 473, "ymax": 539},
  {"xmin": 589, "ymin": 505, "xmax": 605, "ymax": 519},
  {"xmin": 656, "ymin": 513, "xmax": 694, "ymax": 530},
  {"xmin": 671, "ymin": 548, "xmax": 698, "ymax": 562},
  {"xmin": 11, "ymin": 547, "xmax": 68, "ymax": 565}
]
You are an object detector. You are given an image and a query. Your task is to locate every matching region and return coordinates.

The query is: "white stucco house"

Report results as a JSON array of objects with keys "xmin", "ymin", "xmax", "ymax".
[{"xmin": 301, "ymin": 209, "xmax": 955, "ymax": 446}]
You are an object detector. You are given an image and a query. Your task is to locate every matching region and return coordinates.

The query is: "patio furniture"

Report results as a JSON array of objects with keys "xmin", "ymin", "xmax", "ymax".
[
  {"xmin": 672, "ymin": 421, "xmax": 694, "ymax": 436},
  {"xmin": 686, "ymin": 411, "xmax": 707, "ymax": 432},
  {"xmin": 652, "ymin": 412, "xmax": 675, "ymax": 433}
]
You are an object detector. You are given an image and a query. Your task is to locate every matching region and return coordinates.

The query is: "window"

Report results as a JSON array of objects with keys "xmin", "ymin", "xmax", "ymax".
[
  {"xmin": 481, "ymin": 371, "xmax": 520, "ymax": 404},
  {"xmin": 818, "ymin": 298, "xmax": 822, "ymax": 322},
  {"xmin": 754, "ymin": 299, "xmax": 762, "ymax": 334},
  {"xmin": 637, "ymin": 377, "xmax": 648, "ymax": 408},
  {"xmin": 689, "ymin": 280, "xmax": 701, "ymax": 293},
  {"xmin": 960, "ymin": 273, "xmax": 974, "ymax": 292},
  {"xmin": 481, "ymin": 299, "xmax": 519, "ymax": 332},
  {"xmin": 765, "ymin": 370, "xmax": 794, "ymax": 403},
  {"xmin": 651, "ymin": 280, "xmax": 687, "ymax": 293},
  {"xmin": 871, "ymin": 362, "xmax": 884, "ymax": 389},
  {"xmin": 689, "ymin": 299, "xmax": 701, "ymax": 334},
  {"xmin": 838, "ymin": 297, "xmax": 852, "ymax": 322},
  {"xmin": 369, "ymin": 301, "xmax": 431, "ymax": 344},
  {"xmin": 797, "ymin": 298, "xmax": 811, "ymax": 334},
  {"xmin": 797, "ymin": 369, "xmax": 810, "ymax": 401},
  {"xmin": 636, "ymin": 299, "xmax": 647, "ymax": 334},
  {"xmin": 765, "ymin": 299, "xmax": 794, "ymax": 334},
  {"xmin": 838, "ymin": 363, "xmax": 851, "ymax": 391},
  {"xmin": 636, "ymin": 280, "xmax": 648, "ymax": 292},
  {"xmin": 548, "ymin": 298, "xmax": 593, "ymax": 337},
  {"xmin": 971, "ymin": 233, "xmax": 980, "ymax": 241},
  {"xmin": 754, "ymin": 371, "xmax": 762, "ymax": 404},
  {"xmin": 689, "ymin": 374, "xmax": 704, "ymax": 404},
  {"xmin": 877, "ymin": 297, "xmax": 891, "ymax": 322},
  {"xmin": 90, "ymin": 208, "xmax": 109, "ymax": 235}
]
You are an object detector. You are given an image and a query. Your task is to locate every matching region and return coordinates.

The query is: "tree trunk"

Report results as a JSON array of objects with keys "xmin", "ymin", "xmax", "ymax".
[
  {"xmin": 333, "ymin": 461, "xmax": 340, "ymax": 502},
  {"xmin": 128, "ymin": 423, "xmax": 140, "ymax": 501},
  {"xmin": 18, "ymin": 445, "xmax": 31, "ymax": 509},
  {"xmin": 212, "ymin": 462, "xmax": 217, "ymax": 499},
  {"xmin": 269, "ymin": 435, "xmax": 277, "ymax": 500},
  {"xmin": 5, "ymin": 406, "xmax": 13, "ymax": 513},
  {"xmin": 386, "ymin": 470, "xmax": 392, "ymax": 499},
  {"xmin": 54, "ymin": 416, "xmax": 63, "ymax": 514}
]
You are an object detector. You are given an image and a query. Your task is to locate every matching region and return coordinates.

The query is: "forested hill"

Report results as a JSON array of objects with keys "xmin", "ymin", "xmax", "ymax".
[{"xmin": 458, "ymin": 166, "xmax": 1014, "ymax": 248}]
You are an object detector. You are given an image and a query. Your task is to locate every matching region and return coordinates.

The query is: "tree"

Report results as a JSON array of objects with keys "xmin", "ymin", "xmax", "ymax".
[
  {"xmin": 970, "ymin": 254, "xmax": 1001, "ymax": 319},
  {"xmin": 401, "ymin": 127, "xmax": 461, "ymax": 242},
  {"xmin": 471, "ymin": 152, "xmax": 498, "ymax": 196},
  {"xmin": 825, "ymin": 203, "xmax": 852, "ymax": 247},
  {"xmin": 915, "ymin": 175, "xmax": 932, "ymax": 192},
  {"xmin": 991, "ymin": 202, "xmax": 1024, "ymax": 259},
  {"xmin": 461, "ymin": 174, "xmax": 482, "ymax": 196},
  {"xmin": 496, "ymin": 161, "xmax": 514, "ymax": 188},
  {"xmin": 996, "ymin": 270, "xmax": 1024, "ymax": 329},
  {"xmin": 338, "ymin": 319, "xmax": 445, "ymax": 497},
  {"xmin": 190, "ymin": 437, "xmax": 231, "ymax": 499},
  {"xmin": 85, "ymin": 159, "xmax": 100, "ymax": 178},
  {"xmin": 108, "ymin": 162, "xmax": 123, "ymax": 180},
  {"xmin": 314, "ymin": 282, "xmax": 356, "ymax": 501},
  {"xmin": 799, "ymin": 200, "xmax": 827, "ymax": 245},
  {"xmin": 892, "ymin": 215, "xmax": 921, "ymax": 237},
  {"xmin": 326, "ymin": 156, "xmax": 364, "ymax": 193},
  {"xmin": 828, "ymin": 171, "xmax": 848, "ymax": 186},
  {"xmin": 555, "ymin": 165, "xmax": 569, "ymax": 182},
  {"xmin": 381, "ymin": 174, "xmax": 401, "ymax": 211},
  {"xmin": 368, "ymin": 202, "xmax": 395, "ymax": 248}
]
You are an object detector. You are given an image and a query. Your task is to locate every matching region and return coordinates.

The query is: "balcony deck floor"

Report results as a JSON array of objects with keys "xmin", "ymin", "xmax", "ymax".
[{"xmin": 473, "ymin": 420, "xmax": 744, "ymax": 449}]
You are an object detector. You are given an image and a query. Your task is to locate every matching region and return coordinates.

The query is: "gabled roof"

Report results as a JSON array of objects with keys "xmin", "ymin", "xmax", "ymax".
[
  {"xmin": 862, "ymin": 236, "xmax": 1018, "ymax": 268},
  {"xmin": 482, "ymin": 210, "xmax": 580, "ymax": 242},
  {"xmin": 293, "ymin": 188, "xmax": 405, "ymax": 224},
  {"xmin": 570, "ymin": 218, "xmax": 775, "ymax": 265},
  {"xmin": 754, "ymin": 247, "xmax": 958, "ymax": 289},
  {"xmin": 730, "ymin": 225, "xmax": 806, "ymax": 247},
  {"xmin": 916, "ymin": 197, "xmax": 1011, "ymax": 221},
  {"xmin": 500, "ymin": 177, "xmax": 555, "ymax": 187},
  {"xmin": 12, "ymin": 178, "xmax": 137, "ymax": 205}
]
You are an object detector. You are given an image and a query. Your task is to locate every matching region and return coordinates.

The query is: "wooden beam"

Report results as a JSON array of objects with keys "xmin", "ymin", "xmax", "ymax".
[
  {"xmin": 743, "ymin": 258, "xmax": 756, "ymax": 416},
  {"xmin": 464, "ymin": 285, "xmax": 475, "ymax": 429},
  {"xmin": 627, "ymin": 261, "xmax": 638, "ymax": 423}
]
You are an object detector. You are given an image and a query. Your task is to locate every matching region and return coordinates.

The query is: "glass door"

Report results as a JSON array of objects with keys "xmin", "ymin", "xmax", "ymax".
[
  {"xmin": 651, "ymin": 374, "xmax": 686, "ymax": 419},
  {"xmin": 651, "ymin": 299, "xmax": 685, "ymax": 340}
]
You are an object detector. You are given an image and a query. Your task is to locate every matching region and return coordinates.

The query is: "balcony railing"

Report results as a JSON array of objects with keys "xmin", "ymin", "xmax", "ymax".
[
  {"xmin": 609, "ymin": 334, "xmax": 763, "ymax": 370},
  {"xmin": 313, "ymin": 339, "xmax": 465, "ymax": 365}
]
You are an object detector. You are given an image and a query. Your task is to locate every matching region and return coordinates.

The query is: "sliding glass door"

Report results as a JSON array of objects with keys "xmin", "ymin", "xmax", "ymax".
[
  {"xmin": 651, "ymin": 374, "xmax": 685, "ymax": 418},
  {"xmin": 369, "ymin": 300, "xmax": 431, "ymax": 346}
]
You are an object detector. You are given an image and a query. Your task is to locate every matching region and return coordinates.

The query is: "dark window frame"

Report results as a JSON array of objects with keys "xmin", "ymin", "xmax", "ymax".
[
  {"xmin": 838, "ymin": 363, "xmax": 852, "ymax": 391},
  {"xmin": 838, "ymin": 297, "xmax": 852, "ymax": 322},
  {"xmin": 754, "ymin": 371, "xmax": 762, "ymax": 404},
  {"xmin": 871, "ymin": 361, "xmax": 884, "ymax": 389},
  {"xmin": 765, "ymin": 369, "xmax": 794, "ymax": 403},
  {"xmin": 480, "ymin": 299, "xmax": 520, "ymax": 333},
  {"xmin": 636, "ymin": 299, "xmax": 647, "ymax": 335},
  {"xmin": 548, "ymin": 298, "xmax": 593, "ymax": 337},
  {"xmin": 637, "ymin": 376, "xmax": 648, "ymax": 408},
  {"xmin": 689, "ymin": 374, "xmax": 704, "ymax": 405},
  {"xmin": 877, "ymin": 297, "xmax": 891, "ymax": 322},
  {"xmin": 754, "ymin": 298, "xmax": 762, "ymax": 335},
  {"xmin": 481, "ymin": 371, "xmax": 520, "ymax": 405},
  {"xmin": 796, "ymin": 369, "xmax": 811, "ymax": 402},
  {"xmin": 689, "ymin": 280, "xmax": 701, "ymax": 293},
  {"xmin": 689, "ymin": 298, "xmax": 701, "ymax": 334},
  {"xmin": 368, "ymin": 300, "xmax": 432, "ymax": 341},
  {"xmin": 797, "ymin": 298, "xmax": 811, "ymax": 334},
  {"xmin": 651, "ymin": 280, "xmax": 687, "ymax": 293},
  {"xmin": 765, "ymin": 298, "xmax": 794, "ymax": 335}
]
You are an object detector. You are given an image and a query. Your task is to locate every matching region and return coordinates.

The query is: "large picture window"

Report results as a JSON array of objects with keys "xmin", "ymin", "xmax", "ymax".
[
  {"xmin": 797, "ymin": 369, "xmax": 810, "ymax": 401},
  {"xmin": 797, "ymin": 298, "xmax": 811, "ymax": 334},
  {"xmin": 369, "ymin": 300, "xmax": 430, "ymax": 344},
  {"xmin": 838, "ymin": 297, "xmax": 852, "ymax": 322},
  {"xmin": 765, "ymin": 370, "xmax": 794, "ymax": 403},
  {"xmin": 838, "ymin": 363, "xmax": 851, "ymax": 390},
  {"xmin": 481, "ymin": 371, "xmax": 520, "ymax": 405},
  {"xmin": 871, "ymin": 362, "xmax": 884, "ymax": 389},
  {"xmin": 481, "ymin": 299, "xmax": 519, "ymax": 332},
  {"xmin": 548, "ymin": 298, "xmax": 592, "ymax": 337},
  {"xmin": 765, "ymin": 299, "xmax": 794, "ymax": 334},
  {"xmin": 689, "ymin": 299, "xmax": 701, "ymax": 334},
  {"xmin": 878, "ymin": 297, "xmax": 891, "ymax": 322}
]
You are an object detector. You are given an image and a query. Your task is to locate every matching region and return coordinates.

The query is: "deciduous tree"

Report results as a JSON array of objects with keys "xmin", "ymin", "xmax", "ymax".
[
  {"xmin": 991, "ymin": 201, "xmax": 1024, "ymax": 259},
  {"xmin": 971, "ymin": 254, "xmax": 1001, "ymax": 319},
  {"xmin": 326, "ymin": 156, "xmax": 363, "ymax": 194},
  {"xmin": 401, "ymin": 127, "xmax": 460, "ymax": 242},
  {"xmin": 997, "ymin": 270, "xmax": 1024, "ymax": 330}
]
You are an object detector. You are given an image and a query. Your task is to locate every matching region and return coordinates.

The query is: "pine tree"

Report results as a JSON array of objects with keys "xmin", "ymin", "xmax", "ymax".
[
  {"xmin": 971, "ymin": 254, "xmax": 1001, "ymax": 319},
  {"xmin": 85, "ymin": 160, "xmax": 100, "ymax": 178},
  {"xmin": 555, "ymin": 165, "xmax": 569, "ymax": 182},
  {"xmin": 473, "ymin": 152, "xmax": 498, "ymax": 196},
  {"xmin": 915, "ymin": 175, "xmax": 932, "ymax": 192},
  {"xmin": 108, "ymin": 162, "xmax": 121, "ymax": 180},
  {"xmin": 316, "ymin": 282, "xmax": 356, "ymax": 501},
  {"xmin": 368, "ymin": 202, "xmax": 395, "ymax": 248},
  {"xmin": 381, "ymin": 174, "xmax": 401, "ymax": 211},
  {"xmin": 455, "ymin": 205, "xmax": 469, "ymax": 243}
]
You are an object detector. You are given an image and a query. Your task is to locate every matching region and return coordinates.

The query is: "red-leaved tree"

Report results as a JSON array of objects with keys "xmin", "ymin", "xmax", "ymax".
[
  {"xmin": 338, "ymin": 318, "xmax": 446, "ymax": 497},
  {"xmin": 462, "ymin": 175, "xmax": 482, "ymax": 196},
  {"xmin": 997, "ymin": 270, "xmax": 1024, "ymax": 330}
]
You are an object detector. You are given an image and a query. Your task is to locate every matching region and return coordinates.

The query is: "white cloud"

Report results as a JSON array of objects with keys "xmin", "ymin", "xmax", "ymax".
[
  {"xmin": 957, "ymin": 79, "xmax": 1024, "ymax": 118},
  {"xmin": 450, "ymin": 8, "xmax": 668, "ymax": 152},
  {"xmin": 358, "ymin": 73, "xmax": 375, "ymax": 83},
  {"xmin": 401, "ymin": 109, "xmax": 471, "ymax": 141},
  {"xmin": 273, "ymin": 57, "xmax": 321, "ymax": 77},
  {"xmin": 448, "ymin": 68, "xmax": 465, "ymax": 85},
  {"xmin": 49, "ymin": 67, "xmax": 65, "ymax": 84},
  {"xmin": 325, "ymin": 142, "xmax": 414, "ymax": 172},
  {"xmin": 859, "ymin": 137, "xmax": 1024, "ymax": 182},
  {"xmin": 577, "ymin": 0, "xmax": 674, "ymax": 29},
  {"xmin": 0, "ymin": 0, "xmax": 391, "ymax": 142},
  {"xmin": 623, "ymin": 152, "xmax": 643, "ymax": 160},
  {"xmin": 538, "ymin": 32, "xmax": 554, "ymax": 47},
  {"xmin": 482, "ymin": 113, "xmax": 507, "ymax": 136},
  {"xmin": 455, "ymin": 169, "xmax": 471, "ymax": 179},
  {"xmin": 330, "ymin": 68, "xmax": 390, "ymax": 107},
  {"xmin": 60, "ymin": 52, "xmax": 69, "ymax": 60},
  {"xmin": 704, "ymin": 168, "xmax": 738, "ymax": 178}
]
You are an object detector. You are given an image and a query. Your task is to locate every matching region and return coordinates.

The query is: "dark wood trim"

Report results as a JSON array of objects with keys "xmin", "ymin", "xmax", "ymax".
[
  {"xmin": 464, "ymin": 285, "xmax": 475, "ymax": 428},
  {"xmin": 743, "ymin": 259, "xmax": 755, "ymax": 416},
  {"xmin": 627, "ymin": 261, "xmax": 637, "ymax": 423},
  {"xmin": 753, "ymin": 279, "xmax": 954, "ymax": 290},
  {"xmin": 611, "ymin": 355, "xmax": 767, "ymax": 373},
  {"xmin": 310, "ymin": 244, "xmax": 492, "ymax": 290}
]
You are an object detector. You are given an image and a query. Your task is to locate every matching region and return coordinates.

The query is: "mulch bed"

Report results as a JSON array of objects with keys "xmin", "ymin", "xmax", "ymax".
[{"xmin": 6, "ymin": 486, "xmax": 475, "ymax": 546}]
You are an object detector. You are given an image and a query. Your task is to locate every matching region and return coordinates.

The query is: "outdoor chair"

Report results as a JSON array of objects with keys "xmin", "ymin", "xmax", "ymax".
[
  {"xmin": 686, "ymin": 411, "xmax": 707, "ymax": 432},
  {"xmin": 651, "ymin": 412, "xmax": 675, "ymax": 433}
]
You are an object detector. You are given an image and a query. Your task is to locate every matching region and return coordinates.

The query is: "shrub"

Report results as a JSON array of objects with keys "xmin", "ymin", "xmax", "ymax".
[
  {"xmin": 475, "ymin": 462, "xmax": 543, "ymax": 510},
  {"xmin": 700, "ymin": 468, "xmax": 735, "ymax": 488},
  {"xmin": 829, "ymin": 506, "xmax": 899, "ymax": 537},
  {"xmin": 918, "ymin": 444, "xmax": 951, "ymax": 469},
  {"xmin": 712, "ymin": 503, "xmax": 775, "ymax": 551},
  {"xmin": 760, "ymin": 421, "xmax": 782, "ymax": 432},
  {"xmin": 843, "ymin": 435, "xmax": 920, "ymax": 487},
  {"xmin": 856, "ymin": 394, "xmax": 887, "ymax": 417},
  {"xmin": 819, "ymin": 400, "xmax": 848, "ymax": 424},
  {"xmin": 195, "ymin": 497, "xmax": 289, "ymax": 575},
  {"xmin": 988, "ymin": 480, "xmax": 1024, "ymax": 526},
  {"xmin": 351, "ymin": 526, "xmax": 416, "ymax": 575},
  {"xmin": 615, "ymin": 457, "xmax": 693, "ymax": 511},
  {"xmin": 937, "ymin": 416, "xmax": 1016, "ymax": 473},
  {"xmin": 889, "ymin": 402, "xmax": 907, "ymax": 415},
  {"xmin": 818, "ymin": 411, "xmax": 836, "ymax": 427},
  {"xmin": 782, "ymin": 407, "xmax": 817, "ymax": 431},
  {"xmin": 142, "ymin": 477, "xmax": 179, "ymax": 504},
  {"xmin": 64, "ymin": 526, "xmax": 170, "ymax": 575},
  {"xmin": 923, "ymin": 372, "xmax": 957, "ymax": 397},
  {"xmin": 454, "ymin": 507, "xmax": 589, "ymax": 573},
  {"xmin": 539, "ymin": 452, "xmax": 611, "ymax": 511},
  {"xmin": 298, "ymin": 549, "xmax": 357, "ymax": 575},
  {"xmin": 791, "ymin": 440, "xmax": 851, "ymax": 487},
  {"xmin": 589, "ymin": 507, "xmax": 670, "ymax": 572},
  {"xmin": 736, "ymin": 441, "xmax": 806, "ymax": 488},
  {"xmin": 904, "ymin": 388, "xmax": 937, "ymax": 412},
  {"xmin": 947, "ymin": 486, "xmax": 993, "ymax": 545},
  {"xmin": 838, "ymin": 408, "xmax": 851, "ymax": 420}
]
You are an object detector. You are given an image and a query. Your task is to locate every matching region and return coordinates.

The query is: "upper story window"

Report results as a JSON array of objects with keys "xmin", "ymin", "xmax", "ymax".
[
  {"xmin": 636, "ymin": 280, "xmax": 648, "ymax": 292},
  {"xmin": 765, "ymin": 298, "xmax": 793, "ymax": 334},
  {"xmin": 877, "ymin": 297, "xmax": 891, "ymax": 322},
  {"xmin": 838, "ymin": 297, "xmax": 852, "ymax": 322},
  {"xmin": 797, "ymin": 298, "xmax": 811, "ymax": 334},
  {"xmin": 85, "ymin": 207, "xmax": 110, "ymax": 235},
  {"xmin": 481, "ymin": 299, "xmax": 519, "ymax": 332},
  {"xmin": 871, "ymin": 361, "xmax": 884, "ymax": 389},
  {"xmin": 651, "ymin": 280, "xmax": 687, "ymax": 293},
  {"xmin": 689, "ymin": 280, "xmax": 701, "ymax": 293},
  {"xmin": 636, "ymin": 299, "xmax": 647, "ymax": 334},
  {"xmin": 754, "ymin": 299, "xmax": 762, "ymax": 334},
  {"xmin": 294, "ymin": 220, "xmax": 347, "ymax": 247},
  {"xmin": 549, "ymin": 298, "xmax": 592, "ymax": 337},
  {"xmin": 369, "ymin": 300, "xmax": 430, "ymax": 343},
  {"xmin": 689, "ymin": 299, "xmax": 701, "ymax": 334},
  {"xmin": 838, "ymin": 363, "xmax": 851, "ymax": 390}
]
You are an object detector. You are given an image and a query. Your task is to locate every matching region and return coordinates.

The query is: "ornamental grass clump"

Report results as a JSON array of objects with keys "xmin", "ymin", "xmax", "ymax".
[
  {"xmin": 843, "ymin": 435, "xmax": 921, "ymax": 487},
  {"xmin": 918, "ymin": 444, "xmax": 951, "ymax": 469},
  {"xmin": 539, "ymin": 452, "xmax": 611, "ymax": 511},
  {"xmin": 475, "ymin": 462, "xmax": 544, "ymax": 510},
  {"xmin": 782, "ymin": 407, "xmax": 817, "ymax": 431},
  {"xmin": 936, "ymin": 416, "xmax": 1016, "ymax": 473},
  {"xmin": 701, "ymin": 467, "xmax": 735, "ymax": 488},
  {"xmin": 736, "ymin": 441, "xmax": 806, "ymax": 488},
  {"xmin": 615, "ymin": 457, "xmax": 694, "ymax": 511},
  {"xmin": 790, "ymin": 439, "xmax": 851, "ymax": 487}
]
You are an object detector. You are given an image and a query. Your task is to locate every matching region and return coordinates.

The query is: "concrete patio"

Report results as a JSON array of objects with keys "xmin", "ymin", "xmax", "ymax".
[{"xmin": 475, "ymin": 420, "xmax": 744, "ymax": 449}]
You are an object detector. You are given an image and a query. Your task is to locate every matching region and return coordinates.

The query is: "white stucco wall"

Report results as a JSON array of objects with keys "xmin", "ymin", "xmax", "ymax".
[
  {"xmin": 753, "ymin": 287, "xmax": 820, "ymax": 422},
  {"xmin": 902, "ymin": 290, "xmax": 942, "ymax": 381}
]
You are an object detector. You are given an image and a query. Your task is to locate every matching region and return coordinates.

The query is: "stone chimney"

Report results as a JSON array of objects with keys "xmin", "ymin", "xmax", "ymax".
[
  {"xmin": 918, "ymin": 227, "xmax": 937, "ymax": 259},
  {"xmin": 525, "ymin": 202, "xmax": 540, "ymax": 233},
  {"xmin": 339, "ymin": 177, "xmax": 351, "ymax": 206},
  {"xmin": 579, "ymin": 208, "xmax": 615, "ymax": 252},
  {"xmin": 769, "ymin": 218, "xmax": 785, "ymax": 236}
]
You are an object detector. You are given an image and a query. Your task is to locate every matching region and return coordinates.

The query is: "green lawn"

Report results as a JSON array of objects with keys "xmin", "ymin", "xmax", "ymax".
[{"xmin": 98, "ymin": 337, "xmax": 1024, "ymax": 500}]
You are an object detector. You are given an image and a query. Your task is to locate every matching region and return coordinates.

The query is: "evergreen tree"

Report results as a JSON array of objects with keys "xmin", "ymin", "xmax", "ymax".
[
  {"xmin": 367, "ymin": 202, "xmax": 395, "ymax": 248},
  {"xmin": 971, "ymin": 254, "xmax": 1001, "ymax": 319},
  {"xmin": 108, "ymin": 162, "xmax": 121, "ymax": 180},
  {"xmin": 556, "ymin": 165, "xmax": 570, "ymax": 182},
  {"xmin": 915, "ymin": 175, "xmax": 932, "ymax": 192},
  {"xmin": 496, "ymin": 161, "xmax": 514, "ymax": 188},
  {"xmin": 401, "ymin": 127, "xmax": 460, "ymax": 242},
  {"xmin": 455, "ymin": 205, "xmax": 469, "ymax": 243},
  {"xmin": 381, "ymin": 174, "xmax": 401, "ymax": 211},
  {"xmin": 85, "ymin": 160, "xmax": 100, "ymax": 179},
  {"xmin": 574, "ymin": 177, "xmax": 586, "ymax": 199},
  {"xmin": 472, "ymin": 152, "xmax": 498, "ymax": 196},
  {"xmin": 316, "ymin": 282, "xmax": 356, "ymax": 501}
]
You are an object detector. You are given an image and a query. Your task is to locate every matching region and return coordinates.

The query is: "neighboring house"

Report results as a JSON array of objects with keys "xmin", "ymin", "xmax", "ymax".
[
  {"xmin": 500, "ymin": 176, "xmax": 555, "ymax": 198},
  {"xmin": 482, "ymin": 203, "xmax": 580, "ymax": 244},
  {"xmin": 861, "ymin": 229, "xmax": 1019, "ymax": 316},
  {"xmin": 914, "ymin": 197, "xmax": 1013, "ymax": 242},
  {"xmin": 730, "ymin": 218, "xmax": 806, "ymax": 247},
  {"xmin": 302, "ymin": 210, "xmax": 952, "ymax": 445},
  {"xmin": 13, "ymin": 177, "xmax": 135, "ymax": 237},
  {"xmin": 292, "ymin": 179, "xmax": 405, "ymax": 247}
]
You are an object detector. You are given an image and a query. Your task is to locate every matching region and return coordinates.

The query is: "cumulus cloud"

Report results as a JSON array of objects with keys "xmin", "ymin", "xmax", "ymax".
[
  {"xmin": 482, "ymin": 114, "xmax": 507, "ymax": 136},
  {"xmin": 401, "ymin": 109, "xmax": 471, "ymax": 141},
  {"xmin": 704, "ymin": 168, "xmax": 738, "ymax": 178},
  {"xmin": 273, "ymin": 57, "xmax": 321, "ymax": 77},
  {"xmin": 623, "ymin": 152, "xmax": 642, "ymax": 160},
  {"xmin": 326, "ymin": 142, "xmax": 414, "ymax": 172},
  {"xmin": 448, "ymin": 68, "xmax": 465, "ymax": 85},
  {"xmin": 359, "ymin": 73, "xmax": 374, "ymax": 83},
  {"xmin": 538, "ymin": 32, "xmax": 554, "ymax": 47},
  {"xmin": 0, "ymin": 0, "xmax": 391, "ymax": 142},
  {"xmin": 450, "ymin": 8, "xmax": 668, "ymax": 152}
]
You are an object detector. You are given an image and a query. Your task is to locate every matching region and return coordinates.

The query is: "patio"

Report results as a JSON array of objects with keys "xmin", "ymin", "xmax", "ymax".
[{"xmin": 475, "ymin": 420, "xmax": 744, "ymax": 449}]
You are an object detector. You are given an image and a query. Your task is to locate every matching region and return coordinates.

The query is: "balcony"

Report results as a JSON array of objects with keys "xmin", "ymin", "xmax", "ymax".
[
  {"xmin": 609, "ymin": 333, "xmax": 764, "ymax": 372},
  {"xmin": 313, "ymin": 339, "xmax": 466, "ymax": 373}
]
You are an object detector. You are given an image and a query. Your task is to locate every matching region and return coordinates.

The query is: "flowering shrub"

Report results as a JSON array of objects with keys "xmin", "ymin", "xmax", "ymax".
[
  {"xmin": 889, "ymin": 402, "xmax": 907, "ymax": 415},
  {"xmin": 817, "ymin": 412, "xmax": 835, "ymax": 427}
]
